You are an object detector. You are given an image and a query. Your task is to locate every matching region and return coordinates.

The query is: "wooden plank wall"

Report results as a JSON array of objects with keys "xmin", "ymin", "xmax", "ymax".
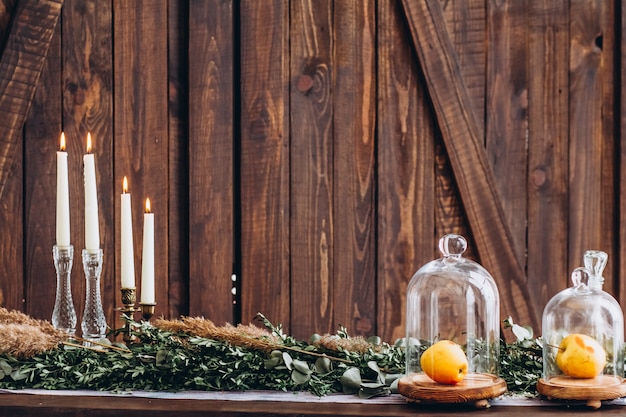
[
  {"xmin": 0, "ymin": 0, "xmax": 623, "ymax": 343},
  {"xmin": 239, "ymin": 0, "xmax": 291, "ymax": 333},
  {"xmin": 525, "ymin": 1, "xmax": 570, "ymax": 332}
]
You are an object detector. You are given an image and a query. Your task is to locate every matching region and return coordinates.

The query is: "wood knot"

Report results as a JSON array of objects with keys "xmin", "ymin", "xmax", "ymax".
[
  {"xmin": 73, "ymin": 90, "xmax": 85, "ymax": 105},
  {"xmin": 531, "ymin": 168, "xmax": 546, "ymax": 188},
  {"xmin": 296, "ymin": 74, "xmax": 314, "ymax": 94},
  {"xmin": 594, "ymin": 34, "xmax": 603, "ymax": 51}
]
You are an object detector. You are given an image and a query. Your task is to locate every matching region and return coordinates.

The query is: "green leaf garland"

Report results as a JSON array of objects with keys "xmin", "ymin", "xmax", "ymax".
[{"xmin": 0, "ymin": 314, "xmax": 559, "ymax": 398}]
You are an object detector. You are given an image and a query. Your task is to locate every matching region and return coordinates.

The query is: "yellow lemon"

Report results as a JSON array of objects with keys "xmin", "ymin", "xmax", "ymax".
[
  {"xmin": 556, "ymin": 333, "xmax": 606, "ymax": 378},
  {"xmin": 420, "ymin": 340, "xmax": 468, "ymax": 384}
]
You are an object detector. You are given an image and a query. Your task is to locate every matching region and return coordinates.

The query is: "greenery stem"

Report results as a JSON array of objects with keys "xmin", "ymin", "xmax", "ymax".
[
  {"xmin": 73, "ymin": 337, "xmax": 132, "ymax": 353},
  {"xmin": 61, "ymin": 341, "xmax": 110, "ymax": 353},
  {"xmin": 279, "ymin": 345, "xmax": 354, "ymax": 364},
  {"xmin": 546, "ymin": 343, "xmax": 564, "ymax": 351}
]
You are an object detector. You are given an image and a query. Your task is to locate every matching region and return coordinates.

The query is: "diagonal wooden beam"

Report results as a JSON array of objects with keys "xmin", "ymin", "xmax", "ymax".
[
  {"xmin": 0, "ymin": 0, "xmax": 63, "ymax": 200},
  {"xmin": 399, "ymin": 0, "xmax": 540, "ymax": 332}
]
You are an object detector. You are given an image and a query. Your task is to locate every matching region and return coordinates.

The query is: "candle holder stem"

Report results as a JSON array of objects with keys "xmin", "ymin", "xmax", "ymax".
[
  {"xmin": 52, "ymin": 245, "xmax": 77, "ymax": 336},
  {"xmin": 81, "ymin": 249, "xmax": 107, "ymax": 343}
]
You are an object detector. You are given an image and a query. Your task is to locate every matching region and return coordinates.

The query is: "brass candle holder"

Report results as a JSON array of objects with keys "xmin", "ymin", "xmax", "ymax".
[
  {"xmin": 117, "ymin": 288, "xmax": 157, "ymax": 343},
  {"xmin": 119, "ymin": 287, "xmax": 139, "ymax": 343},
  {"xmin": 139, "ymin": 303, "xmax": 156, "ymax": 321}
]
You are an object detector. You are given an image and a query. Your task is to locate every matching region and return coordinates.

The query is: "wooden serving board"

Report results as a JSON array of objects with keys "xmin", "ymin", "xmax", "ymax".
[
  {"xmin": 537, "ymin": 375, "xmax": 626, "ymax": 408},
  {"xmin": 397, "ymin": 373, "xmax": 507, "ymax": 405}
]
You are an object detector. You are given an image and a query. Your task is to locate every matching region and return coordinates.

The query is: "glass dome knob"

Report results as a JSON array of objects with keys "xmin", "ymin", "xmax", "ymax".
[
  {"xmin": 583, "ymin": 250, "xmax": 607, "ymax": 286},
  {"xmin": 570, "ymin": 267, "xmax": 590, "ymax": 290},
  {"xmin": 438, "ymin": 234, "xmax": 467, "ymax": 258}
]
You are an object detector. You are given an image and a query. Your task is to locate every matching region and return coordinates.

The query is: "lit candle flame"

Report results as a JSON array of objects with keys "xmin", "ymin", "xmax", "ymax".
[
  {"xmin": 86, "ymin": 132, "xmax": 93, "ymax": 153},
  {"xmin": 60, "ymin": 132, "xmax": 66, "ymax": 151},
  {"xmin": 122, "ymin": 176, "xmax": 129, "ymax": 193},
  {"xmin": 145, "ymin": 198, "xmax": 151, "ymax": 213}
]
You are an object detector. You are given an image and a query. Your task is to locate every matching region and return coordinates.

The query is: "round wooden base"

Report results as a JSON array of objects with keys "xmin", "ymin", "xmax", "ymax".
[
  {"xmin": 398, "ymin": 373, "xmax": 507, "ymax": 407},
  {"xmin": 537, "ymin": 375, "xmax": 626, "ymax": 409}
]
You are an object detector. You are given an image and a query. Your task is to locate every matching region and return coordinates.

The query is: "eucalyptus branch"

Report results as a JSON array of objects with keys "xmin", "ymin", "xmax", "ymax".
[{"xmin": 0, "ymin": 314, "xmax": 551, "ymax": 397}]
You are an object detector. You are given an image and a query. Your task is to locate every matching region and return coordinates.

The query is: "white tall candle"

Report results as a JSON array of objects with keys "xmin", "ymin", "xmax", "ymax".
[
  {"xmin": 121, "ymin": 176, "xmax": 135, "ymax": 289},
  {"xmin": 140, "ymin": 198, "xmax": 155, "ymax": 304},
  {"xmin": 83, "ymin": 133, "xmax": 100, "ymax": 252},
  {"xmin": 56, "ymin": 132, "xmax": 71, "ymax": 247}
]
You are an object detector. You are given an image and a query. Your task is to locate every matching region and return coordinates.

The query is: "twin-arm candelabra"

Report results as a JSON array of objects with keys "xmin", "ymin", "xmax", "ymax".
[{"xmin": 119, "ymin": 287, "xmax": 156, "ymax": 342}]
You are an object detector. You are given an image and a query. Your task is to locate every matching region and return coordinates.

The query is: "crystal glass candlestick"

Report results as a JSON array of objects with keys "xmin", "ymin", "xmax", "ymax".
[
  {"xmin": 51, "ymin": 245, "xmax": 77, "ymax": 335},
  {"xmin": 81, "ymin": 249, "xmax": 107, "ymax": 341}
]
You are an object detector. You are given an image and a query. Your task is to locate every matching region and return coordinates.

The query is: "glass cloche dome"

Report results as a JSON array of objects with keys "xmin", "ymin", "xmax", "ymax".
[
  {"xmin": 398, "ymin": 234, "xmax": 506, "ymax": 405},
  {"xmin": 537, "ymin": 250, "xmax": 626, "ymax": 407}
]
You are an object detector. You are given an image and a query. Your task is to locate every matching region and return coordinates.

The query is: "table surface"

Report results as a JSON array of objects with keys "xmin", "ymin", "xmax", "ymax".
[{"xmin": 0, "ymin": 390, "xmax": 625, "ymax": 416}]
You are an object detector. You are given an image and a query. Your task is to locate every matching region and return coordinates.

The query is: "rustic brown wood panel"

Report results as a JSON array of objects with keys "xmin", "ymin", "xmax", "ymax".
[
  {"xmin": 0, "ymin": 0, "xmax": 62, "ymax": 314},
  {"xmin": 23, "ymin": 18, "xmax": 62, "ymax": 320},
  {"xmin": 437, "ymin": 0, "xmax": 485, "ymax": 264},
  {"xmin": 0, "ymin": 2, "xmax": 18, "ymax": 66},
  {"xmin": 61, "ymin": 0, "xmax": 114, "ymax": 326},
  {"xmin": 486, "ymin": 0, "xmax": 528, "ymax": 269},
  {"xmin": 621, "ymin": 0, "xmax": 626, "ymax": 307},
  {"xmin": 441, "ymin": 0, "xmax": 486, "ymax": 138},
  {"xmin": 2, "ymin": 0, "xmax": 626, "ymax": 343},
  {"xmin": 239, "ymin": 1, "xmax": 291, "ymax": 327},
  {"xmin": 0, "ymin": 117, "xmax": 22, "ymax": 312},
  {"xmin": 526, "ymin": 1, "xmax": 570, "ymax": 325},
  {"xmin": 113, "ymin": 0, "xmax": 168, "ymax": 322},
  {"xmin": 0, "ymin": 1, "xmax": 16, "ymax": 49},
  {"xmin": 435, "ymin": 0, "xmax": 481, "ymax": 262},
  {"xmin": 377, "ymin": 0, "xmax": 436, "ymax": 343},
  {"xmin": 290, "ymin": 0, "xmax": 334, "ymax": 339},
  {"xmin": 332, "ymin": 0, "xmax": 376, "ymax": 336},
  {"xmin": 597, "ymin": 0, "xmax": 617, "ymax": 294},
  {"xmin": 568, "ymin": 0, "xmax": 612, "ymax": 283},
  {"xmin": 188, "ymin": 0, "xmax": 234, "ymax": 324},
  {"xmin": 167, "ymin": 0, "xmax": 189, "ymax": 318},
  {"xmin": 434, "ymin": 142, "xmax": 476, "ymax": 262},
  {"xmin": 0, "ymin": 0, "xmax": 20, "ymax": 311},
  {"xmin": 400, "ymin": 0, "xmax": 540, "ymax": 331},
  {"xmin": 0, "ymin": 0, "xmax": 62, "ymax": 196}
]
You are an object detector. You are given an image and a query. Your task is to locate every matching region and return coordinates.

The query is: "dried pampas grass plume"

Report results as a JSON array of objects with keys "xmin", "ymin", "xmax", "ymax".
[
  {"xmin": 155, "ymin": 316, "xmax": 280, "ymax": 352},
  {"xmin": 0, "ymin": 308, "xmax": 66, "ymax": 358},
  {"xmin": 314, "ymin": 334, "xmax": 374, "ymax": 354}
]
